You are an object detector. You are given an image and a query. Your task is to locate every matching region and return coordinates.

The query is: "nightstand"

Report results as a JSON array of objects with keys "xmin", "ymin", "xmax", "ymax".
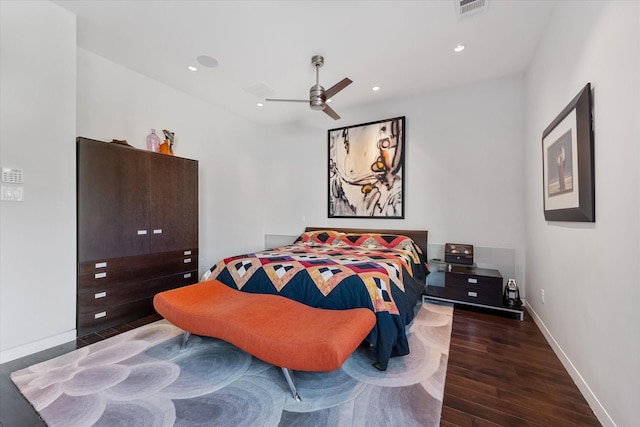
[{"xmin": 424, "ymin": 264, "xmax": 524, "ymax": 320}]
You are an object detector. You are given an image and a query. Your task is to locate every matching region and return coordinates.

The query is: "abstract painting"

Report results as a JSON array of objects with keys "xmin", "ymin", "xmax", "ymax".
[{"xmin": 328, "ymin": 117, "xmax": 405, "ymax": 218}]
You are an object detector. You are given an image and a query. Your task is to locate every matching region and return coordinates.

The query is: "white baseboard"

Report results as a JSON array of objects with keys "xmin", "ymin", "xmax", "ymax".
[
  {"xmin": 0, "ymin": 330, "xmax": 77, "ymax": 364},
  {"xmin": 525, "ymin": 301, "xmax": 615, "ymax": 427}
]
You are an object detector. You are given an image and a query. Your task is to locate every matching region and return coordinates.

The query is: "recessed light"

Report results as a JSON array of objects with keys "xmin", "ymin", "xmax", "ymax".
[
  {"xmin": 257, "ymin": 103, "xmax": 264, "ymax": 107},
  {"xmin": 187, "ymin": 65, "xmax": 198, "ymax": 72},
  {"xmin": 454, "ymin": 44, "xmax": 465, "ymax": 53},
  {"xmin": 372, "ymin": 86, "xmax": 380, "ymax": 91},
  {"xmin": 326, "ymin": 99, "xmax": 332, "ymax": 103}
]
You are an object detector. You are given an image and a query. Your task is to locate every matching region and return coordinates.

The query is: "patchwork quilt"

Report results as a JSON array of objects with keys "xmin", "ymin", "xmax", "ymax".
[{"xmin": 204, "ymin": 230, "xmax": 428, "ymax": 370}]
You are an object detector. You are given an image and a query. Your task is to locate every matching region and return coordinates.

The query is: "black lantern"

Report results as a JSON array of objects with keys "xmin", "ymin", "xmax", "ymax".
[{"xmin": 503, "ymin": 279, "xmax": 522, "ymax": 306}]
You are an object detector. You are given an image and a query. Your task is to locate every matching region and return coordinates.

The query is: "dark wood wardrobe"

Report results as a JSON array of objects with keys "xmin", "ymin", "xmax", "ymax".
[{"xmin": 76, "ymin": 137, "xmax": 198, "ymax": 335}]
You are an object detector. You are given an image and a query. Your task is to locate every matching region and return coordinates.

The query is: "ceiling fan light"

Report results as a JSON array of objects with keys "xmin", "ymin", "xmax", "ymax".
[
  {"xmin": 266, "ymin": 55, "xmax": 351, "ymax": 120},
  {"xmin": 310, "ymin": 84, "xmax": 325, "ymax": 110}
]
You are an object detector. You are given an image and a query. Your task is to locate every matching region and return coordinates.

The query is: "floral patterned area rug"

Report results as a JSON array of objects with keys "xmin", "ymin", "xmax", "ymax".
[{"xmin": 11, "ymin": 302, "xmax": 453, "ymax": 427}]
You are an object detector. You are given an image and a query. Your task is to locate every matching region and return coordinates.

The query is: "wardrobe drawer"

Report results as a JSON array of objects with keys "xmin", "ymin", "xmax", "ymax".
[
  {"xmin": 77, "ymin": 271, "xmax": 197, "ymax": 335},
  {"xmin": 78, "ymin": 269, "xmax": 198, "ymax": 312},
  {"xmin": 78, "ymin": 249, "xmax": 198, "ymax": 288},
  {"xmin": 78, "ymin": 298, "xmax": 157, "ymax": 335}
]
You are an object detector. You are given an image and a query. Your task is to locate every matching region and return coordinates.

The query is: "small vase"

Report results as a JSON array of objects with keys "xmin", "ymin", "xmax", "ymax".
[
  {"xmin": 159, "ymin": 141, "xmax": 172, "ymax": 155},
  {"xmin": 146, "ymin": 129, "xmax": 161, "ymax": 152}
]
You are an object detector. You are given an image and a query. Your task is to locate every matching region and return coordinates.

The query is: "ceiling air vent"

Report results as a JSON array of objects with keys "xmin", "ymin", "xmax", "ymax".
[
  {"xmin": 243, "ymin": 82, "xmax": 276, "ymax": 100},
  {"xmin": 455, "ymin": 0, "xmax": 489, "ymax": 19}
]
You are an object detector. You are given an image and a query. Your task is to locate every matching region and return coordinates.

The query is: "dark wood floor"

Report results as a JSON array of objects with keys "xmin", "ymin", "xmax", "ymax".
[
  {"xmin": 442, "ymin": 306, "xmax": 601, "ymax": 426},
  {"xmin": 0, "ymin": 307, "xmax": 600, "ymax": 426}
]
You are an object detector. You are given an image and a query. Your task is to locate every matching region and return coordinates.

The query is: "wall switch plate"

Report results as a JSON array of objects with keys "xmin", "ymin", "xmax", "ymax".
[
  {"xmin": 1, "ymin": 186, "xmax": 12, "ymax": 200},
  {"xmin": 1, "ymin": 186, "xmax": 24, "ymax": 201},
  {"xmin": 13, "ymin": 187, "xmax": 24, "ymax": 201}
]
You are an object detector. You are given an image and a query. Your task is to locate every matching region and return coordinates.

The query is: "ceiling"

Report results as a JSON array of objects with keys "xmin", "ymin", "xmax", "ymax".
[{"xmin": 52, "ymin": 0, "xmax": 557, "ymax": 127}]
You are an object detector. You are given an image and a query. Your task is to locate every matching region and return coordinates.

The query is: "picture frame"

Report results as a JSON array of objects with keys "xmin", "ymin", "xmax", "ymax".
[
  {"xmin": 328, "ymin": 116, "xmax": 405, "ymax": 218},
  {"xmin": 542, "ymin": 83, "xmax": 594, "ymax": 222}
]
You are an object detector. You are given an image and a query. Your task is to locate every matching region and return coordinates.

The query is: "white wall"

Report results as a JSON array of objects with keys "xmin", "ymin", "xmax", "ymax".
[
  {"xmin": 524, "ymin": 1, "xmax": 640, "ymax": 426},
  {"xmin": 0, "ymin": 19, "xmax": 268, "ymax": 361},
  {"xmin": 265, "ymin": 76, "xmax": 527, "ymax": 290},
  {"xmin": 76, "ymin": 48, "xmax": 268, "ymax": 277},
  {"xmin": 0, "ymin": 1, "xmax": 77, "ymax": 362}
]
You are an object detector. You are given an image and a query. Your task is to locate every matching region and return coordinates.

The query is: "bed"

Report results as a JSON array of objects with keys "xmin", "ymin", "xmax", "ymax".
[{"xmin": 202, "ymin": 227, "xmax": 429, "ymax": 370}]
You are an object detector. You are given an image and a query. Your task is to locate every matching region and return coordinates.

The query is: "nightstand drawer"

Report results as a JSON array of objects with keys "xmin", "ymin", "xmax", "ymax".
[
  {"xmin": 444, "ymin": 266, "xmax": 503, "ymax": 306},
  {"xmin": 446, "ymin": 266, "xmax": 502, "ymax": 284},
  {"xmin": 446, "ymin": 273, "xmax": 502, "ymax": 290},
  {"xmin": 444, "ymin": 283, "xmax": 502, "ymax": 305}
]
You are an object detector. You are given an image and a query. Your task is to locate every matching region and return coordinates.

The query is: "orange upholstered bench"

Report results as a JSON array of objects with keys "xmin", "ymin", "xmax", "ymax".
[{"xmin": 153, "ymin": 280, "xmax": 376, "ymax": 400}]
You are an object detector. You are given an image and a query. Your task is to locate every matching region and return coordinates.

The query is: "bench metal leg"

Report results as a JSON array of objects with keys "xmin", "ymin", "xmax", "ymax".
[
  {"xmin": 180, "ymin": 332, "xmax": 191, "ymax": 350},
  {"xmin": 280, "ymin": 367, "xmax": 301, "ymax": 401}
]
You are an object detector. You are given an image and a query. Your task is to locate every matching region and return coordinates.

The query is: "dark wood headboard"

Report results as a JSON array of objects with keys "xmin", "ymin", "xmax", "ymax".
[{"xmin": 304, "ymin": 227, "xmax": 428, "ymax": 259}]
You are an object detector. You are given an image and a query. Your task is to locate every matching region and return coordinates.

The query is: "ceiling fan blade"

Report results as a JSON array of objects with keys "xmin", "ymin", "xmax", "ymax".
[
  {"xmin": 324, "ymin": 78, "xmax": 353, "ymax": 99},
  {"xmin": 265, "ymin": 98, "xmax": 309, "ymax": 103},
  {"xmin": 323, "ymin": 104, "xmax": 341, "ymax": 120}
]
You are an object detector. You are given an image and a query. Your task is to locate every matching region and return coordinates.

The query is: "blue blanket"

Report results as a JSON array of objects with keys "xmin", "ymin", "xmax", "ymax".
[{"xmin": 204, "ymin": 230, "xmax": 428, "ymax": 370}]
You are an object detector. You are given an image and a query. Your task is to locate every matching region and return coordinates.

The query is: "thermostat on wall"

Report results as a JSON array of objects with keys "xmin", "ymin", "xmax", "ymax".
[{"xmin": 2, "ymin": 168, "xmax": 23, "ymax": 184}]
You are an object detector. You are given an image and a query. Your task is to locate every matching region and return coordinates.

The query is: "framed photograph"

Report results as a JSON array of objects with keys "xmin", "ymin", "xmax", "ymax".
[
  {"xmin": 542, "ymin": 83, "xmax": 594, "ymax": 222},
  {"xmin": 328, "ymin": 116, "xmax": 405, "ymax": 218}
]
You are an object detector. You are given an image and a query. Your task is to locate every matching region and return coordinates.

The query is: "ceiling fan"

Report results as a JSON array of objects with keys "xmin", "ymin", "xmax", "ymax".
[{"xmin": 265, "ymin": 55, "xmax": 352, "ymax": 120}]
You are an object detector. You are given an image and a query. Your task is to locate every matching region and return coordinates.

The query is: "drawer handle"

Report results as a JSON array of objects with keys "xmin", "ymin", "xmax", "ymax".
[
  {"xmin": 184, "ymin": 258, "xmax": 192, "ymax": 263},
  {"xmin": 94, "ymin": 291, "xmax": 107, "ymax": 299},
  {"xmin": 94, "ymin": 311, "xmax": 107, "ymax": 319},
  {"xmin": 467, "ymin": 291, "xmax": 478, "ymax": 298},
  {"xmin": 153, "ymin": 229, "xmax": 162, "ymax": 234},
  {"xmin": 468, "ymin": 278, "xmax": 478, "ymax": 284},
  {"xmin": 137, "ymin": 230, "xmax": 148, "ymax": 235},
  {"xmin": 184, "ymin": 273, "xmax": 192, "ymax": 279},
  {"xmin": 94, "ymin": 272, "xmax": 107, "ymax": 279},
  {"xmin": 184, "ymin": 250, "xmax": 192, "ymax": 255},
  {"xmin": 95, "ymin": 262, "xmax": 107, "ymax": 268}
]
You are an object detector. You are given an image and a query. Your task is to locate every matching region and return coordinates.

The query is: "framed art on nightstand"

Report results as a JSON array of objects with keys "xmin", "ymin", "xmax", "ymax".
[
  {"xmin": 542, "ymin": 83, "xmax": 595, "ymax": 222},
  {"xmin": 328, "ymin": 116, "xmax": 405, "ymax": 218}
]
